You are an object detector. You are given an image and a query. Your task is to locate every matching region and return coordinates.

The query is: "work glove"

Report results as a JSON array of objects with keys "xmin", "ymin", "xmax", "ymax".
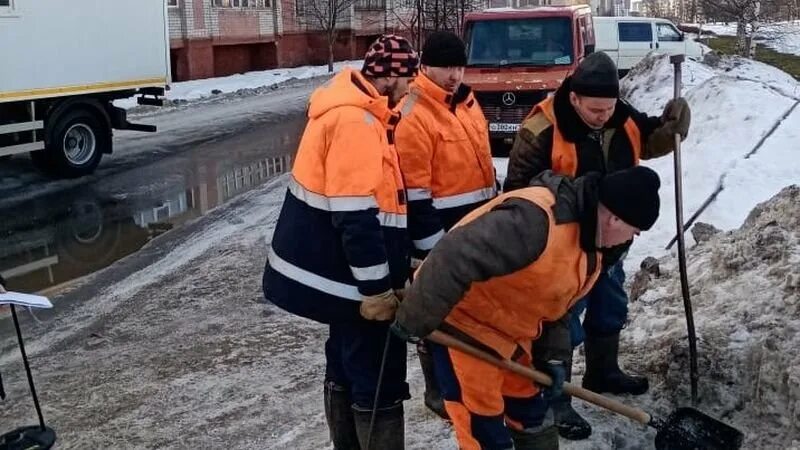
[
  {"xmin": 538, "ymin": 359, "xmax": 567, "ymax": 401},
  {"xmin": 389, "ymin": 319, "xmax": 422, "ymax": 344},
  {"xmin": 660, "ymin": 97, "xmax": 691, "ymax": 140},
  {"xmin": 359, "ymin": 290, "xmax": 400, "ymax": 321}
]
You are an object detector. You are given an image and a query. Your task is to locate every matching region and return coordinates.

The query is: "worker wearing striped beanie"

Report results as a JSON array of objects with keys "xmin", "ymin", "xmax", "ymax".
[{"xmin": 361, "ymin": 34, "xmax": 420, "ymax": 106}]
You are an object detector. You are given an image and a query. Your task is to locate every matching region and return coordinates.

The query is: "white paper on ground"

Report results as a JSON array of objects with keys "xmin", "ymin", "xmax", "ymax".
[{"xmin": 0, "ymin": 292, "xmax": 53, "ymax": 309}]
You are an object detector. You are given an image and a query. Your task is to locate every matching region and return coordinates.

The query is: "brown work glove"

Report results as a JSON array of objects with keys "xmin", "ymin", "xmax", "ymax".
[
  {"xmin": 360, "ymin": 290, "xmax": 401, "ymax": 321},
  {"xmin": 661, "ymin": 97, "xmax": 691, "ymax": 140}
]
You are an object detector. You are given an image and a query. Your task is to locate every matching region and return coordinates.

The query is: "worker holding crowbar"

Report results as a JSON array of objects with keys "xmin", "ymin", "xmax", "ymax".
[{"xmin": 503, "ymin": 51, "xmax": 692, "ymax": 439}]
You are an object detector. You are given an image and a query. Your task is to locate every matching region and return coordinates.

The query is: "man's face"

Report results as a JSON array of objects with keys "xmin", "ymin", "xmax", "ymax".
[
  {"xmin": 422, "ymin": 65, "xmax": 465, "ymax": 93},
  {"xmin": 379, "ymin": 77, "xmax": 412, "ymax": 106},
  {"xmin": 599, "ymin": 213, "xmax": 640, "ymax": 248},
  {"xmin": 389, "ymin": 77, "xmax": 412, "ymax": 104},
  {"xmin": 570, "ymin": 92, "xmax": 617, "ymax": 129}
]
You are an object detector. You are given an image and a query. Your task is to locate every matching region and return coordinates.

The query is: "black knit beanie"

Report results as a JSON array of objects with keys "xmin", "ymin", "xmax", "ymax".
[
  {"xmin": 571, "ymin": 52, "xmax": 619, "ymax": 98},
  {"xmin": 420, "ymin": 31, "xmax": 467, "ymax": 67},
  {"xmin": 599, "ymin": 166, "xmax": 661, "ymax": 230}
]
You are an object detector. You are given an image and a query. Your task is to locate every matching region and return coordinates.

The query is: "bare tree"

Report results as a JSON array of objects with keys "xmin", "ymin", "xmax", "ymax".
[
  {"xmin": 384, "ymin": 0, "xmax": 484, "ymax": 50},
  {"xmin": 298, "ymin": 0, "xmax": 356, "ymax": 72},
  {"xmin": 700, "ymin": 0, "xmax": 761, "ymax": 56}
]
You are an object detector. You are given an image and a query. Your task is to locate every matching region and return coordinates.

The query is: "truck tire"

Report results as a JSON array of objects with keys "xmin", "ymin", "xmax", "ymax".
[{"xmin": 35, "ymin": 108, "xmax": 109, "ymax": 178}]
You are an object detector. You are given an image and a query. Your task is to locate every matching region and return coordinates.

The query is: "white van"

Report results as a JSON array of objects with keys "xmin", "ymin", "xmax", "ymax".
[{"xmin": 593, "ymin": 17, "xmax": 706, "ymax": 74}]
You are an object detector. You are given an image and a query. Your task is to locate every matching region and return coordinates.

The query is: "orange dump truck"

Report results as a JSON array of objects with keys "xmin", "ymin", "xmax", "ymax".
[{"xmin": 462, "ymin": 5, "xmax": 596, "ymax": 155}]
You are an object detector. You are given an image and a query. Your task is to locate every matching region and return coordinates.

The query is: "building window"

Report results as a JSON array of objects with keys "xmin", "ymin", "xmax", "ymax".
[
  {"xmin": 296, "ymin": 0, "xmax": 308, "ymax": 15},
  {"xmin": 167, "ymin": 0, "xmax": 179, "ymax": 7},
  {"xmin": 0, "ymin": 0, "xmax": 12, "ymax": 9},
  {"xmin": 213, "ymin": 0, "xmax": 271, "ymax": 8},
  {"xmin": 355, "ymin": 0, "xmax": 386, "ymax": 10}
]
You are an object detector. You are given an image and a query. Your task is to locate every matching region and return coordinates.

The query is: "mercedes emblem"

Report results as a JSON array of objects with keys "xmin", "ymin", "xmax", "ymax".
[{"xmin": 502, "ymin": 92, "xmax": 516, "ymax": 106}]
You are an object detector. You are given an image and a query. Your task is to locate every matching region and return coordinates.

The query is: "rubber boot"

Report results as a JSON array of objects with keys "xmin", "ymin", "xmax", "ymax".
[
  {"xmin": 324, "ymin": 381, "xmax": 360, "ymax": 450},
  {"xmin": 509, "ymin": 425, "xmax": 559, "ymax": 450},
  {"xmin": 551, "ymin": 358, "xmax": 592, "ymax": 440},
  {"xmin": 352, "ymin": 402, "xmax": 404, "ymax": 450},
  {"xmin": 417, "ymin": 340, "xmax": 449, "ymax": 420},
  {"xmin": 582, "ymin": 332, "xmax": 649, "ymax": 395}
]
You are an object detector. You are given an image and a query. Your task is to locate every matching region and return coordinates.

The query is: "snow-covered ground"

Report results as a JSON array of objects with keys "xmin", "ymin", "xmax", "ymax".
[
  {"xmin": 1, "ymin": 53, "xmax": 799, "ymax": 449},
  {"xmin": 618, "ymin": 53, "xmax": 800, "ymax": 268},
  {"xmin": 703, "ymin": 20, "xmax": 800, "ymax": 56},
  {"xmin": 115, "ymin": 60, "xmax": 364, "ymax": 109}
]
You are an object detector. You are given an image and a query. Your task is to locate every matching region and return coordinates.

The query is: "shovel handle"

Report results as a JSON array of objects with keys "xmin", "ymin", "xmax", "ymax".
[{"xmin": 427, "ymin": 330, "xmax": 653, "ymax": 426}]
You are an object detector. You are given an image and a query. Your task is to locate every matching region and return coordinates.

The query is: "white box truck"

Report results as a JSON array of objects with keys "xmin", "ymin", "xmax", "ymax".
[{"xmin": 0, "ymin": 0, "xmax": 170, "ymax": 178}]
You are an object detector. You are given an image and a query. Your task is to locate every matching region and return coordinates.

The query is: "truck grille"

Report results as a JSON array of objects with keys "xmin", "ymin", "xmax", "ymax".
[{"xmin": 474, "ymin": 91, "xmax": 550, "ymax": 130}]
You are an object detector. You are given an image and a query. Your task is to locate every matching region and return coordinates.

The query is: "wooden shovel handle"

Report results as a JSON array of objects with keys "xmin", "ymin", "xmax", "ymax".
[{"xmin": 427, "ymin": 330, "xmax": 652, "ymax": 426}]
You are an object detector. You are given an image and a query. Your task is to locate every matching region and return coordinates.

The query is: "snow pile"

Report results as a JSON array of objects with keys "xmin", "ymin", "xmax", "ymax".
[
  {"xmin": 704, "ymin": 21, "xmax": 800, "ymax": 56},
  {"xmin": 625, "ymin": 185, "xmax": 800, "ymax": 449},
  {"xmin": 619, "ymin": 53, "xmax": 800, "ymax": 268},
  {"xmin": 115, "ymin": 60, "xmax": 364, "ymax": 109}
]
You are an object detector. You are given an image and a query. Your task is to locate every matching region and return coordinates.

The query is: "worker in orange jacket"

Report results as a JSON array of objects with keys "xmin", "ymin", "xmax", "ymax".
[
  {"xmin": 394, "ymin": 30, "xmax": 498, "ymax": 419},
  {"xmin": 390, "ymin": 166, "xmax": 662, "ymax": 449},
  {"xmin": 263, "ymin": 35, "xmax": 419, "ymax": 450}
]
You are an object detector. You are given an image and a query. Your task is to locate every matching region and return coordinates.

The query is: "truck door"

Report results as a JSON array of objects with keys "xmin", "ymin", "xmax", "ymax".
[
  {"xmin": 655, "ymin": 21, "xmax": 686, "ymax": 56},
  {"xmin": 617, "ymin": 21, "xmax": 655, "ymax": 70}
]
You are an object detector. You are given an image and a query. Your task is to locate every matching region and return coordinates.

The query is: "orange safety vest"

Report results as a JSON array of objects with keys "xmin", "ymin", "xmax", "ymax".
[
  {"xmin": 528, "ymin": 96, "xmax": 642, "ymax": 177},
  {"xmin": 442, "ymin": 187, "xmax": 602, "ymax": 360}
]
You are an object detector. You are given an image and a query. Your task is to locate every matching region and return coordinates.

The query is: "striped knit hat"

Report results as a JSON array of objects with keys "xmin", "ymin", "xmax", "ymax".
[{"xmin": 361, "ymin": 35, "xmax": 420, "ymax": 78}]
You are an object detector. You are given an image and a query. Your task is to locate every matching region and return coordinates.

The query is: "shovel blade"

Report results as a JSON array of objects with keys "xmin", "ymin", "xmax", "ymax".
[{"xmin": 654, "ymin": 407, "xmax": 744, "ymax": 450}]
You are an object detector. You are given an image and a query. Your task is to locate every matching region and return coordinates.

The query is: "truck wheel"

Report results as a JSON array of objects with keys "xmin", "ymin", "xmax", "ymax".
[{"xmin": 37, "ymin": 108, "xmax": 108, "ymax": 178}]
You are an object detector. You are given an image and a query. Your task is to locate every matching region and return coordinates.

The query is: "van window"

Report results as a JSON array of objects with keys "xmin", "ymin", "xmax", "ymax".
[
  {"xmin": 618, "ymin": 22, "xmax": 653, "ymax": 42},
  {"xmin": 657, "ymin": 23, "xmax": 682, "ymax": 42},
  {"xmin": 465, "ymin": 17, "xmax": 575, "ymax": 67}
]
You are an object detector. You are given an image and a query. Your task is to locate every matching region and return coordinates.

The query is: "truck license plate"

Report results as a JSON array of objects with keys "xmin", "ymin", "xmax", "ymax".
[{"xmin": 489, "ymin": 123, "xmax": 520, "ymax": 133}]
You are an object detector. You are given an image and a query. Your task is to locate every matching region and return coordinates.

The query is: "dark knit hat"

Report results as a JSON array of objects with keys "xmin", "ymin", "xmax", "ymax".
[
  {"xmin": 571, "ymin": 52, "xmax": 619, "ymax": 98},
  {"xmin": 362, "ymin": 35, "xmax": 420, "ymax": 77},
  {"xmin": 599, "ymin": 166, "xmax": 661, "ymax": 230},
  {"xmin": 420, "ymin": 31, "xmax": 467, "ymax": 67}
]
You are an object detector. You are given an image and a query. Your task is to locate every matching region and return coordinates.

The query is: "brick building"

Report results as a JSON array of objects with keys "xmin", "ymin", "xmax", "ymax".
[{"xmin": 168, "ymin": 0, "xmax": 395, "ymax": 81}]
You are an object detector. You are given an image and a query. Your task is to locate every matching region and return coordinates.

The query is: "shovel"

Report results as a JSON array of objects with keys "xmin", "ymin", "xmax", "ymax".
[{"xmin": 427, "ymin": 330, "xmax": 744, "ymax": 450}]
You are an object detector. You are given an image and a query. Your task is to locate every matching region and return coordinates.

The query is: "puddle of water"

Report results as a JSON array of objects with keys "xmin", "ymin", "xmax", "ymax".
[{"xmin": 0, "ymin": 119, "xmax": 303, "ymax": 296}]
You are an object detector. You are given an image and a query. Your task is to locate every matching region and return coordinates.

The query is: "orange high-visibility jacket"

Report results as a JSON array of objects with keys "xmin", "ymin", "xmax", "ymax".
[
  {"xmin": 264, "ymin": 68, "xmax": 409, "ymax": 324},
  {"xmin": 395, "ymin": 74, "xmax": 497, "ymax": 261}
]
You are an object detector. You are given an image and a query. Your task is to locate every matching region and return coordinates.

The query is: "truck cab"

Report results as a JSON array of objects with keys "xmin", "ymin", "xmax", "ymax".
[{"xmin": 462, "ymin": 5, "xmax": 595, "ymax": 155}]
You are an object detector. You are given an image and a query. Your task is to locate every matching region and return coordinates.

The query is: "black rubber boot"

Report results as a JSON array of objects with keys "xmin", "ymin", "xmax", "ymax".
[
  {"xmin": 352, "ymin": 402, "xmax": 404, "ymax": 450},
  {"xmin": 551, "ymin": 358, "xmax": 592, "ymax": 440},
  {"xmin": 509, "ymin": 425, "xmax": 560, "ymax": 450},
  {"xmin": 417, "ymin": 340, "xmax": 449, "ymax": 420},
  {"xmin": 582, "ymin": 332, "xmax": 649, "ymax": 395},
  {"xmin": 323, "ymin": 382, "xmax": 360, "ymax": 450}
]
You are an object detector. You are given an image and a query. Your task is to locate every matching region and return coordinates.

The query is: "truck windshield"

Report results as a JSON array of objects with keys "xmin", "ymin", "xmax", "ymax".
[{"xmin": 466, "ymin": 17, "xmax": 574, "ymax": 67}]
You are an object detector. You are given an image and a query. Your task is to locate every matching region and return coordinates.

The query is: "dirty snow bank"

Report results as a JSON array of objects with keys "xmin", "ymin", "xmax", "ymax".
[{"xmin": 626, "ymin": 185, "xmax": 800, "ymax": 449}]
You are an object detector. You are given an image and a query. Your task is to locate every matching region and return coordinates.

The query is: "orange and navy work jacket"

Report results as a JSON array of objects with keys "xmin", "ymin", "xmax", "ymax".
[
  {"xmin": 395, "ymin": 74, "xmax": 497, "ymax": 262},
  {"xmin": 529, "ymin": 95, "xmax": 642, "ymax": 177},
  {"xmin": 263, "ymin": 68, "xmax": 409, "ymax": 324}
]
